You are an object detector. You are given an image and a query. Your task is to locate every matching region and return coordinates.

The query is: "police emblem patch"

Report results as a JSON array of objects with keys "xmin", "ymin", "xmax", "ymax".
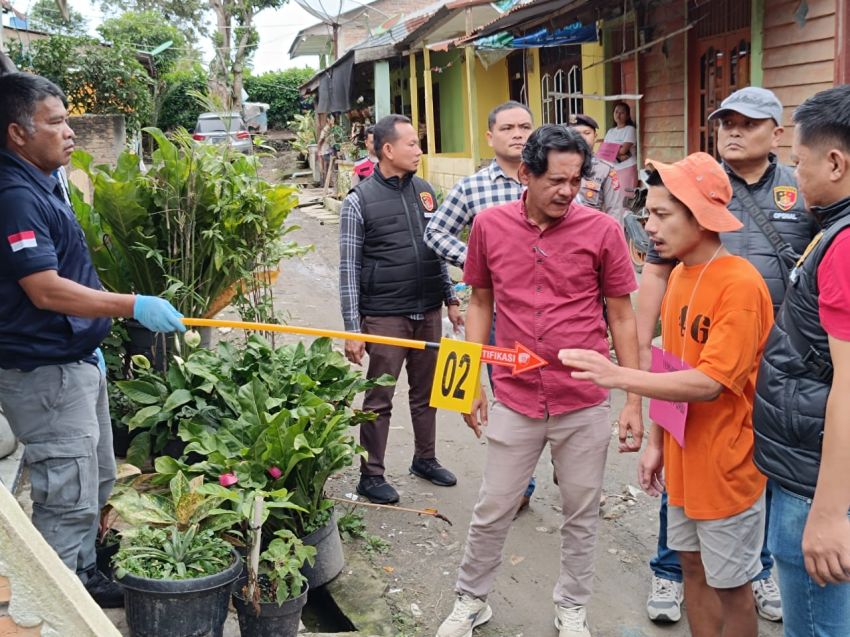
[
  {"xmin": 419, "ymin": 191, "xmax": 435, "ymax": 212},
  {"xmin": 773, "ymin": 186, "xmax": 797, "ymax": 212}
]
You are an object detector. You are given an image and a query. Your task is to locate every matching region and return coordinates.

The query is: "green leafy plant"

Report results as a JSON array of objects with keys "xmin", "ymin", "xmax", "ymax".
[
  {"xmin": 108, "ymin": 471, "xmax": 242, "ymax": 535},
  {"xmin": 70, "ymin": 127, "xmax": 302, "ymax": 319},
  {"xmin": 253, "ymin": 529, "xmax": 316, "ymax": 604},
  {"xmin": 113, "ymin": 524, "xmax": 233, "ymax": 580},
  {"xmin": 243, "ymin": 68, "xmax": 315, "ymax": 129},
  {"xmin": 288, "ymin": 112, "xmax": 316, "ymax": 158},
  {"xmin": 9, "ymin": 35, "xmax": 154, "ymax": 134},
  {"xmin": 337, "ymin": 508, "xmax": 368, "ymax": 541},
  {"xmin": 365, "ymin": 535, "xmax": 390, "ymax": 556},
  {"xmin": 144, "ymin": 336, "xmax": 394, "ymax": 536}
]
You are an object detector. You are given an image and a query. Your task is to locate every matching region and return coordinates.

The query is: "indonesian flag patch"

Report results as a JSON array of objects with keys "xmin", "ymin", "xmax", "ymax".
[{"xmin": 8, "ymin": 230, "xmax": 37, "ymax": 252}]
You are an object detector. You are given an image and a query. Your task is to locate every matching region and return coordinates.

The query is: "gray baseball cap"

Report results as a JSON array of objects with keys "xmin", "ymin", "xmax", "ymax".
[{"xmin": 708, "ymin": 87, "xmax": 783, "ymax": 124}]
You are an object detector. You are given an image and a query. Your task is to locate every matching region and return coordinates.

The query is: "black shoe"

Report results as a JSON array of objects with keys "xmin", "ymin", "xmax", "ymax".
[
  {"xmin": 357, "ymin": 475, "xmax": 400, "ymax": 504},
  {"xmin": 83, "ymin": 569, "xmax": 125, "ymax": 608},
  {"xmin": 409, "ymin": 457, "xmax": 457, "ymax": 487}
]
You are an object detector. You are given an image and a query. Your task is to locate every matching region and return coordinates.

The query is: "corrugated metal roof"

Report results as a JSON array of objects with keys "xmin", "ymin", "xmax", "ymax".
[{"xmin": 458, "ymin": 0, "xmax": 588, "ymax": 42}]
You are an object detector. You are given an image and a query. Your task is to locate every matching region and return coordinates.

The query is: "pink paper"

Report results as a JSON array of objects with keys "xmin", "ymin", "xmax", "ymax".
[
  {"xmin": 649, "ymin": 346, "xmax": 690, "ymax": 448},
  {"xmin": 596, "ymin": 141, "xmax": 620, "ymax": 164}
]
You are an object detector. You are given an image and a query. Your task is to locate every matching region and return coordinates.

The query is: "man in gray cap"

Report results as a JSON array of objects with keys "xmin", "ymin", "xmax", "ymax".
[
  {"xmin": 638, "ymin": 86, "xmax": 818, "ymax": 625},
  {"xmin": 569, "ymin": 113, "xmax": 625, "ymax": 222}
]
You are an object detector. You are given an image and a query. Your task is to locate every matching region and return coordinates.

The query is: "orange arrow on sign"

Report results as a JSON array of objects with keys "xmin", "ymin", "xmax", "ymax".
[{"xmin": 480, "ymin": 342, "xmax": 548, "ymax": 375}]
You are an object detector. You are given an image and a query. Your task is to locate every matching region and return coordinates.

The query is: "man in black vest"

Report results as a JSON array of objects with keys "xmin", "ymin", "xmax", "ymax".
[
  {"xmin": 753, "ymin": 84, "xmax": 850, "ymax": 636},
  {"xmin": 339, "ymin": 114, "xmax": 463, "ymax": 504}
]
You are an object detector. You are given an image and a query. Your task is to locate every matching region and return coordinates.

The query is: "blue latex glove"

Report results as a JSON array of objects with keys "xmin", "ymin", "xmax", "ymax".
[
  {"xmin": 95, "ymin": 348, "xmax": 106, "ymax": 376},
  {"xmin": 133, "ymin": 296, "xmax": 186, "ymax": 333}
]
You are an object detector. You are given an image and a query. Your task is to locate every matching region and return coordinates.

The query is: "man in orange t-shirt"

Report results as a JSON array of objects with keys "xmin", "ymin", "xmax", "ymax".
[{"xmin": 559, "ymin": 152, "xmax": 773, "ymax": 637}]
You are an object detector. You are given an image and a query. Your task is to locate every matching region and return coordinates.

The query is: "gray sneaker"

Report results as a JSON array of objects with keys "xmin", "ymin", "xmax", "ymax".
[
  {"xmin": 647, "ymin": 575, "xmax": 683, "ymax": 623},
  {"xmin": 752, "ymin": 574, "xmax": 782, "ymax": 622}
]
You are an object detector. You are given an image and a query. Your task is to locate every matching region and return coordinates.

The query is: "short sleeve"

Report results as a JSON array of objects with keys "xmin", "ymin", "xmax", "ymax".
[
  {"xmin": 599, "ymin": 221, "xmax": 638, "ymax": 297},
  {"xmin": 695, "ymin": 280, "xmax": 772, "ymax": 395},
  {"xmin": 624, "ymin": 125, "xmax": 637, "ymax": 144},
  {"xmin": 463, "ymin": 215, "xmax": 492, "ymax": 289},
  {"xmin": 0, "ymin": 187, "xmax": 58, "ymax": 279},
  {"xmin": 818, "ymin": 230, "xmax": 850, "ymax": 340}
]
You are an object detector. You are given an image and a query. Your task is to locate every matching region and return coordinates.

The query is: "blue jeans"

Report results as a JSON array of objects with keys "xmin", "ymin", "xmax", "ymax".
[
  {"xmin": 768, "ymin": 485, "xmax": 850, "ymax": 636},
  {"xmin": 649, "ymin": 487, "xmax": 774, "ymax": 582}
]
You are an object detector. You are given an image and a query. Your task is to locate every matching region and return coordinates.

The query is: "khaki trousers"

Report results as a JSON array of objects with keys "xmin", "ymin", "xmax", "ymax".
[{"xmin": 456, "ymin": 399, "xmax": 611, "ymax": 607}]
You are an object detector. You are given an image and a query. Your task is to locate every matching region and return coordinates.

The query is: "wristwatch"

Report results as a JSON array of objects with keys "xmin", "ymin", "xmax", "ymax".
[{"xmin": 446, "ymin": 299, "xmax": 460, "ymax": 307}]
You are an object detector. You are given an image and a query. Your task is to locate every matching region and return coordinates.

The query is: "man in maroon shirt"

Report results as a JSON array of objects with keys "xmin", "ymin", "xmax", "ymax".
[{"xmin": 436, "ymin": 125, "xmax": 643, "ymax": 637}]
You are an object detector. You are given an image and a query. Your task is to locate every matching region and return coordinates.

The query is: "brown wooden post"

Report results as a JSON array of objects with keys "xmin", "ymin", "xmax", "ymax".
[{"xmin": 836, "ymin": 0, "xmax": 850, "ymax": 84}]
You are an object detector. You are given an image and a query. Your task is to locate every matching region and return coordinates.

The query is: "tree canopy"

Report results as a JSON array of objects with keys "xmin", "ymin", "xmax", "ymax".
[
  {"xmin": 97, "ymin": 0, "xmax": 207, "ymax": 41},
  {"xmin": 8, "ymin": 36, "xmax": 154, "ymax": 134},
  {"xmin": 244, "ymin": 67, "xmax": 315, "ymax": 129},
  {"xmin": 98, "ymin": 11, "xmax": 195, "ymax": 74},
  {"xmin": 26, "ymin": 0, "xmax": 88, "ymax": 35}
]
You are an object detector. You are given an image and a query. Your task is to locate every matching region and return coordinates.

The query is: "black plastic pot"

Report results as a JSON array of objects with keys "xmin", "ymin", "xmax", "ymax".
[
  {"xmin": 124, "ymin": 318, "xmax": 170, "ymax": 372},
  {"xmin": 117, "ymin": 549, "xmax": 241, "ymax": 637},
  {"xmin": 123, "ymin": 322, "xmax": 212, "ymax": 373},
  {"xmin": 232, "ymin": 577, "xmax": 308, "ymax": 637},
  {"xmin": 96, "ymin": 530, "xmax": 120, "ymax": 577},
  {"xmin": 300, "ymin": 509, "xmax": 344, "ymax": 588},
  {"xmin": 111, "ymin": 421, "xmax": 141, "ymax": 458}
]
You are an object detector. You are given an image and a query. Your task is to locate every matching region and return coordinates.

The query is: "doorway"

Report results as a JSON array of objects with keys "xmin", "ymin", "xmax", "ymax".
[{"xmin": 687, "ymin": 0, "xmax": 751, "ymax": 155}]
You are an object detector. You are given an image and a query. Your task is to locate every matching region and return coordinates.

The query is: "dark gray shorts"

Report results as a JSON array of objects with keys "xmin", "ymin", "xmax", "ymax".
[{"xmin": 668, "ymin": 492, "xmax": 766, "ymax": 588}]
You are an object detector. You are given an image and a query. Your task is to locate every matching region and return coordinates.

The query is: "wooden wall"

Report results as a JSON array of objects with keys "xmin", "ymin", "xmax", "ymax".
[
  {"xmin": 638, "ymin": 1, "xmax": 687, "ymax": 163},
  {"xmin": 762, "ymin": 0, "xmax": 837, "ymax": 160}
]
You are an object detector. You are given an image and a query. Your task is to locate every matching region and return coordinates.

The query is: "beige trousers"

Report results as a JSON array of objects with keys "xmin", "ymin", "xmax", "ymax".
[{"xmin": 455, "ymin": 399, "xmax": 611, "ymax": 608}]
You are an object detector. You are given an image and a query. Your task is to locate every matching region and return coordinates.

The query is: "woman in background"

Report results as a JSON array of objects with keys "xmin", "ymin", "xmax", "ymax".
[{"xmin": 604, "ymin": 101, "xmax": 638, "ymax": 193}]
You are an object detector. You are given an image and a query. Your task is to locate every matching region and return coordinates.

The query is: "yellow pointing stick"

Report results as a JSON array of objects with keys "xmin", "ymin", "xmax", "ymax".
[{"xmin": 181, "ymin": 318, "xmax": 439, "ymax": 351}]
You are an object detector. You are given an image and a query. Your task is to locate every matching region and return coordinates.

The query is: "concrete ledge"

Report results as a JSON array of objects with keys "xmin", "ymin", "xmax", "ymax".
[
  {"xmin": 0, "ymin": 483, "xmax": 121, "ymax": 636},
  {"xmin": 324, "ymin": 197, "xmax": 342, "ymax": 214}
]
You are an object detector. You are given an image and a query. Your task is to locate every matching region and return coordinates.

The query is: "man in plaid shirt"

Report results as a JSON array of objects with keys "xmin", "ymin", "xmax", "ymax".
[
  {"xmin": 424, "ymin": 101, "xmax": 532, "ymax": 268},
  {"xmin": 424, "ymin": 101, "xmax": 538, "ymax": 509}
]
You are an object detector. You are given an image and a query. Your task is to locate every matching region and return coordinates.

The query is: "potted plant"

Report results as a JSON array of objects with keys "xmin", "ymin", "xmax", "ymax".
[
  {"xmin": 109, "ymin": 471, "xmax": 248, "ymax": 637},
  {"xmin": 69, "ymin": 127, "xmax": 305, "ymax": 369},
  {"xmin": 149, "ymin": 336, "xmax": 393, "ymax": 585},
  {"xmin": 232, "ymin": 524, "xmax": 316, "ymax": 637}
]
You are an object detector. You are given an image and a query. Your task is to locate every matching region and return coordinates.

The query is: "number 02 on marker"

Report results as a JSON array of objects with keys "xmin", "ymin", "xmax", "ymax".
[{"xmin": 430, "ymin": 338, "xmax": 483, "ymax": 414}]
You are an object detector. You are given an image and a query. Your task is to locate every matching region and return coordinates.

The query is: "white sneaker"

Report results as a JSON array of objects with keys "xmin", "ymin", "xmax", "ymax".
[
  {"xmin": 554, "ymin": 604, "xmax": 591, "ymax": 637},
  {"xmin": 436, "ymin": 593, "xmax": 493, "ymax": 637},
  {"xmin": 752, "ymin": 574, "xmax": 783, "ymax": 622},
  {"xmin": 646, "ymin": 575, "xmax": 683, "ymax": 623}
]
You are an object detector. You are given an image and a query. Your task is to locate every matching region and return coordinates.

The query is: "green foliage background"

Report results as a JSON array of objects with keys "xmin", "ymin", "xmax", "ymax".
[
  {"xmin": 243, "ymin": 67, "xmax": 315, "ymax": 129},
  {"xmin": 157, "ymin": 66, "xmax": 209, "ymax": 131},
  {"xmin": 9, "ymin": 35, "xmax": 153, "ymax": 133},
  {"xmin": 98, "ymin": 10, "xmax": 194, "ymax": 75},
  {"xmin": 26, "ymin": 0, "xmax": 88, "ymax": 34}
]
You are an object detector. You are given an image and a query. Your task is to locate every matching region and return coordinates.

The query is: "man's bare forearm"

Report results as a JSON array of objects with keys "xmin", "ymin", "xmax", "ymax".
[
  {"xmin": 636, "ymin": 262, "xmax": 674, "ymax": 370},
  {"xmin": 812, "ymin": 337, "xmax": 850, "ymax": 515},
  {"xmin": 20, "ymin": 270, "xmax": 135, "ymax": 318},
  {"xmin": 607, "ymin": 295, "xmax": 641, "ymax": 406},
  {"xmin": 465, "ymin": 288, "xmax": 493, "ymax": 346}
]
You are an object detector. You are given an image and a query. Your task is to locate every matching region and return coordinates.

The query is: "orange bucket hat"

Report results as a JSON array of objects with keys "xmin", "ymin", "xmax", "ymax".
[{"xmin": 645, "ymin": 153, "xmax": 743, "ymax": 233}]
